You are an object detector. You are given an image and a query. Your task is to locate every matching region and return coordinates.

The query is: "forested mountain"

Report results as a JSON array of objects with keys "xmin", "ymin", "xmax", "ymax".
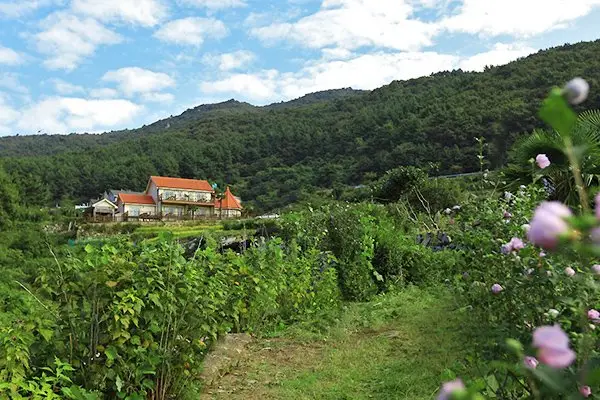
[{"xmin": 1, "ymin": 40, "xmax": 600, "ymax": 211}]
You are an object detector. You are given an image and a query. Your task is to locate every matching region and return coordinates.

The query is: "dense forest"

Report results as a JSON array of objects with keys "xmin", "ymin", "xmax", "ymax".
[{"xmin": 1, "ymin": 40, "xmax": 600, "ymax": 211}]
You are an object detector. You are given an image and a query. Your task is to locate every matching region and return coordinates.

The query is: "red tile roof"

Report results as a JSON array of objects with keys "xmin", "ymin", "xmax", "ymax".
[
  {"xmin": 215, "ymin": 187, "xmax": 242, "ymax": 210},
  {"xmin": 150, "ymin": 176, "xmax": 213, "ymax": 192},
  {"xmin": 118, "ymin": 193, "xmax": 156, "ymax": 205}
]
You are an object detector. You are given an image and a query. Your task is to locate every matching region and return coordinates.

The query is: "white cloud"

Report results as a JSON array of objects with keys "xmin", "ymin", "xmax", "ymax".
[
  {"xmin": 321, "ymin": 47, "xmax": 355, "ymax": 60},
  {"xmin": 459, "ymin": 43, "xmax": 536, "ymax": 72},
  {"xmin": 102, "ymin": 67, "xmax": 175, "ymax": 96},
  {"xmin": 17, "ymin": 97, "xmax": 143, "ymax": 134},
  {"xmin": 142, "ymin": 92, "xmax": 175, "ymax": 103},
  {"xmin": 200, "ymin": 43, "xmax": 541, "ymax": 104},
  {"xmin": 49, "ymin": 78, "xmax": 85, "ymax": 95},
  {"xmin": 154, "ymin": 17, "xmax": 228, "ymax": 46},
  {"xmin": 200, "ymin": 70, "xmax": 280, "ymax": 101},
  {"xmin": 250, "ymin": 0, "xmax": 438, "ymax": 51},
  {"xmin": 179, "ymin": 0, "xmax": 246, "ymax": 10},
  {"xmin": 71, "ymin": 0, "xmax": 167, "ymax": 27},
  {"xmin": 35, "ymin": 12, "xmax": 122, "ymax": 71},
  {"xmin": 201, "ymin": 52, "xmax": 458, "ymax": 103},
  {"xmin": 89, "ymin": 87, "xmax": 120, "ymax": 98},
  {"xmin": 0, "ymin": 0, "xmax": 63, "ymax": 17},
  {"xmin": 442, "ymin": 0, "xmax": 600, "ymax": 37},
  {"xmin": 0, "ymin": 73, "xmax": 28, "ymax": 94},
  {"xmin": 0, "ymin": 93, "xmax": 19, "ymax": 135},
  {"xmin": 0, "ymin": 44, "xmax": 23, "ymax": 65},
  {"xmin": 203, "ymin": 50, "xmax": 256, "ymax": 71}
]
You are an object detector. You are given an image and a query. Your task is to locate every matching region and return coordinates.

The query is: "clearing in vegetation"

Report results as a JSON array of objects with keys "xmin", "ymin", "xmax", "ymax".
[{"xmin": 201, "ymin": 287, "xmax": 472, "ymax": 400}]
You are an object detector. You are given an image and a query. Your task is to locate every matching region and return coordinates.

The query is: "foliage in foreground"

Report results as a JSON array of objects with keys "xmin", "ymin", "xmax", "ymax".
[{"xmin": 0, "ymin": 236, "xmax": 339, "ymax": 398}]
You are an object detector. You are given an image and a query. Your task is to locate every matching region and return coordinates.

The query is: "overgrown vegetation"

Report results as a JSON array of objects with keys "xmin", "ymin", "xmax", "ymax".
[{"xmin": 2, "ymin": 44, "xmax": 600, "ymax": 400}]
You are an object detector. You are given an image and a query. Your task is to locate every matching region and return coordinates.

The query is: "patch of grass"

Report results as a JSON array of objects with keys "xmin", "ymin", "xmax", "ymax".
[{"xmin": 201, "ymin": 286, "xmax": 474, "ymax": 400}]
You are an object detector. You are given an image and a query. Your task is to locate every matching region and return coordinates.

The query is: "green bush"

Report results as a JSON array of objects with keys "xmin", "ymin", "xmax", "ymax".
[{"xmin": 0, "ymin": 234, "xmax": 340, "ymax": 398}]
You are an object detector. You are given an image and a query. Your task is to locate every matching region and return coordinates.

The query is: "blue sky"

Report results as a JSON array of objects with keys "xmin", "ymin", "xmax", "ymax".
[{"xmin": 0, "ymin": 0, "xmax": 599, "ymax": 136}]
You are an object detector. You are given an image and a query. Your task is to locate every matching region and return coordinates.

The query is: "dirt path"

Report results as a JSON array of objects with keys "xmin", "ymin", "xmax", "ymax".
[{"xmin": 200, "ymin": 287, "xmax": 472, "ymax": 400}]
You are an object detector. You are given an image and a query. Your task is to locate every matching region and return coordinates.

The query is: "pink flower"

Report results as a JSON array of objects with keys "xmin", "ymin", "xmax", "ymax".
[
  {"xmin": 536, "ymin": 154, "xmax": 551, "ymax": 169},
  {"xmin": 532, "ymin": 325, "xmax": 576, "ymax": 368},
  {"xmin": 588, "ymin": 309, "xmax": 600, "ymax": 323},
  {"xmin": 491, "ymin": 284, "xmax": 503, "ymax": 294},
  {"xmin": 523, "ymin": 356, "xmax": 539, "ymax": 369},
  {"xmin": 509, "ymin": 237, "xmax": 524, "ymax": 251},
  {"xmin": 592, "ymin": 265, "xmax": 600, "ymax": 275},
  {"xmin": 437, "ymin": 379, "xmax": 465, "ymax": 400},
  {"xmin": 502, "ymin": 237, "xmax": 525, "ymax": 254},
  {"xmin": 539, "ymin": 251, "xmax": 546, "ymax": 257},
  {"xmin": 527, "ymin": 202, "xmax": 572, "ymax": 249},
  {"xmin": 565, "ymin": 267, "xmax": 576, "ymax": 277},
  {"xmin": 503, "ymin": 210, "xmax": 512, "ymax": 219},
  {"xmin": 580, "ymin": 386, "xmax": 592, "ymax": 398}
]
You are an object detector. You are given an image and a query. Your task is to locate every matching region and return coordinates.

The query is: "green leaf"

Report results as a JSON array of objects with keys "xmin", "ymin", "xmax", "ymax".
[
  {"xmin": 39, "ymin": 328, "xmax": 53, "ymax": 342},
  {"xmin": 539, "ymin": 88, "xmax": 577, "ymax": 137},
  {"xmin": 84, "ymin": 244, "xmax": 95, "ymax": 253},
  {"xmin": 105, "ymin": 346, "xmax": 118, "ymax": 362},
  {"xmin": 531, "ymin": 366, "xmax": 569, "ymax": 393},
  {"xmin": 115, "ymin": 375, "xmax": 123, "ymax": 392}
]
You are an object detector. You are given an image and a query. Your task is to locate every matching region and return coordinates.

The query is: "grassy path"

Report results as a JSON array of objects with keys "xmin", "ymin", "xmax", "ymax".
[{"xmin": 201, "ymin": 287, "xmax": 472, "ymax": 400}]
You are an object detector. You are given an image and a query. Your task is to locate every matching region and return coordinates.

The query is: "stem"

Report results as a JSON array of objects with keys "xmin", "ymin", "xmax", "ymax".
[
  {"xmin": 14, "ymin": 280, "xmax": 59, "ymax": 319},
  {"xmin": 564, "ymin": 137, "xmax": 590, "ymax": 211}
]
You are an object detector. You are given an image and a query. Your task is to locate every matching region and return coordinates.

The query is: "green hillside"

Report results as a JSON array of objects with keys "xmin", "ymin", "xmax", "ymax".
[{"xmin": 1, "ymin": 40, "xmax": 600, "ymax": 211}]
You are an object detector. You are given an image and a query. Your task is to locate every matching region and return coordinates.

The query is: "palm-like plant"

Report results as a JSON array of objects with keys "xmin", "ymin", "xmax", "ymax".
[{"xmin": 505, "ymin": 110, "xmax": 600, "ymax": 206}]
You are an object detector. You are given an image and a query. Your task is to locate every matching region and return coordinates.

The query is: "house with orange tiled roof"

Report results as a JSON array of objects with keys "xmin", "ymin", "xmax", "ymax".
[
  {"xmin": 214, "ymin": 187, "xmax": 243, "ymax": 219},
  {"xmin": 115, "ymin": 176, "xmax": 242, "ymax": 220}
]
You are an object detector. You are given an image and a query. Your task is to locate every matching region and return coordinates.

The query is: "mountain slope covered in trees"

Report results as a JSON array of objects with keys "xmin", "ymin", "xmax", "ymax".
[{"xmin": 1, "ymin": 40, "xmax": 600, "ymax": 211}]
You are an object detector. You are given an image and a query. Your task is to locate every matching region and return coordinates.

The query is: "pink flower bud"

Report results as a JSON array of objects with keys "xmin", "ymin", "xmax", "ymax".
[
  {"xmin": 503, "ymin": 210, "xmax": 512, "ymax": 219},
  {"xmin": 527, "ymin": 202, "xmax": 572, "ymax": 249},
  {"xmin": 588, "ymin": 309, "xmax": 600, "ymax": 323},
  {"xmin": 437, "ymin": 379, "xmax": 465, "ymax": 400},
  {"xmin": 591, "ymin": 265, "xmax": 600, "ymax": 275},
  {"xmin": 523, "ymin": 356, "xmax": 538, "ymax": 369},
  {"xmin": 564, "ymin": 77, "xmax": 589, "ymax": 105},
  {"xmin": 565, "ymin": 267, "xmax": 575, "ymax": 277},
  {"xmin": 580, "ymin": 386, "xmax": 592, "ymax": 398},
  {"xmin": 536, "ymin": 154, "xmax": 551, "ymax": 169},
  {"xmin": 491, "ymin": 283, "xmax": 503, "ymax": 294}
]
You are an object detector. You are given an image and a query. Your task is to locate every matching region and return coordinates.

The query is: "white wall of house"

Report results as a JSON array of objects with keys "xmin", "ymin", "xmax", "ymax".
[
  {"xmin": 121, "ymin": 204, "xmax": 156, "ymax": 216},
  {"xmin": 157, "ymin": 188, "xmax": 213, "ymax": 203},
  {"xmin": 217, "ymin": 209, "xmax": 242, "ymax": 218},
  {"xmin": 148, "ymin": 182, "xmax": 159, "ymax": 203},
  {"xmin": 194, "ymin": 206, "xmax": 213, "ymax": 216},
  {"xmin": 161, "ymin": 205, "xmax": 185, "ymax": 216}
]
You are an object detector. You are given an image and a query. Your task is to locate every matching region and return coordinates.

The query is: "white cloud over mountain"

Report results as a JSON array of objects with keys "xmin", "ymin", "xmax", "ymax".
[{"xmin": 154, "ymin": 17, "xmax": 229, "ymax": 46}]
